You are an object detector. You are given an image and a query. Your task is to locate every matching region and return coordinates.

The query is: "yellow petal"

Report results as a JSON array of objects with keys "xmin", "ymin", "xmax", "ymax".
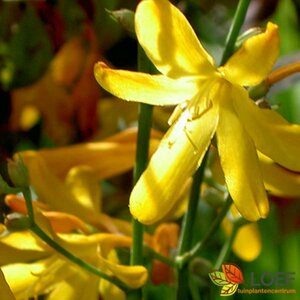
[
  {"xmin": 220, "ymin": 22, "xmax": 279, "ymax": 86},
  {"xmin": 0, "ymin": 269, "xmax": 16, "ymax": 300},
  {"xmin": 1, "ymin": 231, "xmax": 46, "ymax": 252},
  {"xmin": 42, "ymin": 211, "xmax": 92, "ymax": 234},
  {"xmin": 99, "ymin": 251, "xmax": 126, "ymax": 300},
  {"xmin": 100, "ymin": 278, "xmax": 126, "ymax": 300},
  {"xmin": 258, "ymin": 152, "xmax": 300, "ymax": 197},
  {"xmin": 58, "ymin": 233, "xmax": 147, "ymax": 289},
  {"xmin": 98, "ymin": 254, "xmax": 148, "ymax": 289},
  {"xmin": 47, "ymin": 272, "xmax": 99, "ymax": 300},
  {"xmin": 22, "ymin": 155, "xmax": 95, "ymax": 223},
  {"xmin": 233, "ymin": 85, "xmax": 300, "ymax": 172},
  {"xmin": 223, "ymin": 219, "xmax": 261, "ymax": 261},
  {"xmin": 94, "ymin": 62, "xmax": 198, "ymax": 105},
  {"xmin": 135, "ymin": 0, "xmax": 216, "ymax": 78},
  {"xmin": 0, "ymin": 241, "xmax": 47, "ymax": 266},
  {"xmin": 233, "ymin": 223, "xmax": 261, "ymax": 261},
  {"xmin": 1, "ymin": 259, "xmax": 50, "ymax": 299},
  {"xmin": 20, "ymin": 130, "xmax": 160, "ymax": 180},
  {"xmin": 65, "ymin": 166, "xmax": 101, "ymax": 214},
  {"xmin": 216, "ymin": 84, "xmax": 269, "ymax": 221},
  {"xmin": 130, "ymin": 87, "xmax": 219, "ymax": 224}
]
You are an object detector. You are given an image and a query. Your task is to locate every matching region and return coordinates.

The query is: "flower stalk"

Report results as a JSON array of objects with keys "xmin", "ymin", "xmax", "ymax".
[
  {"xmin": 221, "ymin": 0, "xmax": 251, "ymax": 65},
  {"xmin": 249, "ymin": 61, "xmax": 300, "ymax": 100},
  {"xmin": 176, "ymin": 153, "xmax": 208, "ymax": 299},
  {"xmin": 128, "ymin": 45, "xmax": 154, "ymax": 300},
  {"xmin": 267, "ymin": 61, "xmax": 300, "ymax": 85},
  {"xmin": 176, "ymin": 195, "xmax": 233, "ymax": 269}
]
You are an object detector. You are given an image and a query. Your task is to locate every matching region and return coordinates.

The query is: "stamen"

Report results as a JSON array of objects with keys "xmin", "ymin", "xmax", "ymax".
[{"xmin": 168, "ymin": 101, "xmax": 189, "ymax": 126}]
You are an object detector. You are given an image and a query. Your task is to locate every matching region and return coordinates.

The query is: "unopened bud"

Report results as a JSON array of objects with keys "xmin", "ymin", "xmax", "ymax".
[
  {"xmin": 5, "ymin": 213, "xmax": 31, "ymax": 231},
  {"xmin": 106, "ymin": 9, "xmax": 135, "ymax": 37},
  {"xmin": 7, "ymin": 156, "xmax": 29, "ymax": 188},
  {"xmin": 202, "ymin": 188, "xmax": 225, "ymax": 208},
  {"xmin": 190, "ymin": 257, "xmax": 213, "ymax": 287}
]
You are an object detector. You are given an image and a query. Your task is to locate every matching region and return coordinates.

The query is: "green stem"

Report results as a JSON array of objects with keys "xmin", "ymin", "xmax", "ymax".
[
  {"xmin": 21, "ymin": 187, "xmax": 128, "ymax": 291},
  {"xmin": 144, "ymin": 246, "xmax": 175, "ymax": 267},
  {"xmin": 31, "ymin": 224, "xmax": 128, "ymax": 291},
  {"xmin": 214, "ymin": 222, "xmax": 239, "ymax": 270},
  {"xmin": 220, "ymin": 0, "xmax": 251, "ymax": 65},
  {"xmin": 176, "ymin": 154, "xmax": 208, "ymax": 300},
  {"xmin": 176, "ymin": 196, "xmax": 233, "ymax": 269},
  {"xmin": 178, "ymin": 153, "xmax": 208, "ymax": 256},
  {"xmin": 128, "ymin": 45, "xmax": 153, "ymax": 300},
  {"xmin": 22, "ymin": 187, "xmax": 35, "ymax": 222}
]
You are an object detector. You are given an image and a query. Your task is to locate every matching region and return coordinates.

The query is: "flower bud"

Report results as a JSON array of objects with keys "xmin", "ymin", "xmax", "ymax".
[
  {"xmin": 7, "ymin": 156, "xmax": 29, "ymax": 188},
  {"xmin": 106, "ymin": 9, "xmax": 135, "ymax": 37},
  {"xmin": 190, "ymin": 257, "xmax": 213, "ymax": 287},
  {"xmin": 5, "ymin": 213, "xmax": 31, "ymax": 231}
]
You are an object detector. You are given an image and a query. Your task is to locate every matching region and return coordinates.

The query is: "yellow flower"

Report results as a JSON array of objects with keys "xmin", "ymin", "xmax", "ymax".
[
  {"xmin": 94, "ymin": 0, "xmax": 300, "ymax": 224},
  {"xmin": 14, "ymin": 128, "xmax": 160, "ymax": 232},
  {"xmin": 0, "ymin": 211, "xmax": 147, "ymax": 299},
  {"xmin": 0, "ymin": 129, "xmax": 161, "ymax": 299}
]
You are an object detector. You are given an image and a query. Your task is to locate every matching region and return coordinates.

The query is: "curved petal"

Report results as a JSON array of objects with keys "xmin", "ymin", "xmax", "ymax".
[
  {"xmin": 47, "ymin": 272, "xmax": 99, "ymax": 300},
  {"xmin": 23, "ymin": 155, "xmax": 95, "ymax": 222},
  {"xmin": 1, "ymin": 231, "xmax": 45, "ymax": 252},
  {"xmin": 130, "ymin": 89, "xmax": 219, "ymax": 224},
  {"xmin": 98, "ymin": 254, "xmax": 148, "ymax": 289},
  {"xmin": 1, "ymin": 259, "xmax": 50, "ymax": 299},
  {"xmin": 233, "ymin": 86, "xmax": 300, "ymax": 172},
  {"xmin": 65, "ymin": 166, "xmax": 101, "ymax": 213},
  {"xmin": 100, "ymin": 276, "xmax": 126, "ymax": 300},
  {"xmin": 135, "ymin": 0, "xmax": 216, "ymax": 79},
  {"xmin": 94, "ymin": 62, "xmax": 198, "ymax": 105},
  {"xmin": 220, "ymin": 22, "xmax": 279, "ymax": 86},
  {"xmin": 20, "ymin": 128, "xmax": 161, "ymax": 180},
  {"xmin": 0, "ymin": 269, "xmax": 16, "ymax": 300},
  {"xmin": 258, "ymin": 152, "xmax": 300, "ymax": 197},
  {"xmin": 216, "ymin": 85, "xmax": 269, "ymax": 221}
]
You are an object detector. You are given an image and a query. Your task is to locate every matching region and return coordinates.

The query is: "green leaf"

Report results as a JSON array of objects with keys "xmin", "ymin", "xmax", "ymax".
[
  {"xmin": 208, "ymin": 271, "xmax": 230, "ymax": 286},
  {"xmin": 220, "ymin": 282, "xmax": 238, "ymax": 296}
]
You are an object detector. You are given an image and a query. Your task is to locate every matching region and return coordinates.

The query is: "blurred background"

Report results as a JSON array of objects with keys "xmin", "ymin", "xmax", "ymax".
[{"xmin": 0, "ymin": 1, "xmax": 299, "ymax": 299}]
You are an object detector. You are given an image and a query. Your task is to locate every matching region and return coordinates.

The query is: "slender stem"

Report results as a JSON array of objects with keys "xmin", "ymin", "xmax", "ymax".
[
  {"xmin": 144, "ymin": 246, "xmax": 176, "ymax": 267},
  {"xmin": 214, "ymin": 222, "xmax": 239, "ymax": 270},
  {"xmin": 21, "ymin": 188, "xmax": 128, "ymax": 291},
  {"xmin": 220, "ymin": 0, "xmax": 251, "ymax": 65},
  {"xmin": 22, "ymin": 187, "xmax": 35, "ymax": 222},
  {"xmin": 178, "ymin": 153, "xmax": 208, "ymax": 256},
  {"xmin": 31, "ymin": 224, "xmax": 128, "ymax": 291},
  {"xmin": 176, "ymin": 196, "xmax": 233, "ymax": 268},
  {"xmin": 176, "ymin": 151, "xmax": 208, "ymax": 300},
  {"xmin": 128, "ymin": 45, "xmax": 153, "ymax": 300}
]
